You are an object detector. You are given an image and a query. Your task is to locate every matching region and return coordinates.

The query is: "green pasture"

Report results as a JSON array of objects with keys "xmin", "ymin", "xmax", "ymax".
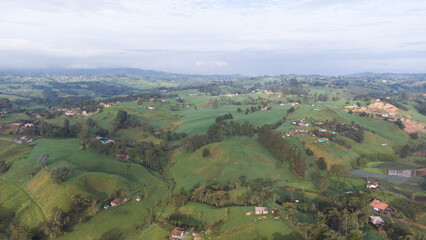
[{"xmin": 169, "ymin": 138, "xmax": 299, "ymax": 192}]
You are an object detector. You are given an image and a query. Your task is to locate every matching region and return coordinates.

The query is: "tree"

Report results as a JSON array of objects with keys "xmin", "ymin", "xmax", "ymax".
[
  {"xmin": 282, "ymin": 202, "xmax": 298, "ymax": 222},
  {"xmin": 0, "ymin": 160, "xmax": 8, "ymax": 173},
  {"xmin": 347, "ymin": 230, "xmax": 364, "ymax": 240},
  {"xmin": 202, "ymin": 147, "xmax": 210, "ymax": 158},
  {"xmin": 38, "ymin": 154, "xmax": 49, "ymax": 167},
  {"xmin": 9, "ymin": 224, "xmax": 31, "ymax": 240},
  {"xmin": 317, "ymin": 157, "xmax": 327, "ymax": 170},
  {"xmin": 287, "ymin": 107, "xmax": 295, "ymax": 114},
  {"xmin": 113, "ymin": 110, "xmax": 128, "ymax": 130},
  {"xmin": 394, "ymin": 119, "xmax": 405, "ymax": 130},
  {"xmin": 44, "ymin": 207, "xmax": 70, "ymax": 238},
  {"xmin": 0, "ymin": 98, "xmax": 12, "ymax": 109},
  {"xmin": 318, "ymin": 176, "xmax": 330, "ymax": 193},
  {"xmin": 399, "ymin": 144, "xmax": 410, "ymax": 158},
  {"xmin": 50, "ymin": 167, "xmax": 72, "ymax": 183},
  {"xmin": 330, "ymin": 164, "xmax": 345, "ymax": 176},
  {"xmin": 400, "ymin": 92, "xmax": 409, "ymax": 101}
]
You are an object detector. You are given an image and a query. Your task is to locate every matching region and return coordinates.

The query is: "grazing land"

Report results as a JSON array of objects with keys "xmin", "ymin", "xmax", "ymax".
[{"xmin": 0, "ymin": 69, "xmax": 425, "ymax": 239}]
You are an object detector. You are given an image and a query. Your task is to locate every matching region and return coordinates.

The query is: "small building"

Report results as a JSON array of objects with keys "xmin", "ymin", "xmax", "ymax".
[
  {"xmin": 370, "ymin": 216, "xmax": 385, "ymax": 229},
  {"xmin": 65, "ymin": 110, "xmax": 75, "ymax": 116},
  {"xmin": 370, "ymin": 199, "xmax": 392, "ymax": 215},
  {"xmin": 111, "ymin": 197, "xmax": 128, "ymax": 207},
  {"xmin": 147, "ymin": 107, "xmax": 155, "ymax": 110},
  {"xmin": 366, "ymin": 179, "xmax": 379, "ymax": 189},
  {"xmin": 381, "ymin": 143, "xmax": 387, "ymax": 146},
  {"xmin": 24, "ymin": 123, "xmax": 33, "ymax": 127},
  {"xmin": 387, "ymin": 169, "xmax": 413, "ymax": 178},
  {"xmin": 136, "ymin": 196, "xmax": 142, "ymax": 202},
  {"xmin": 255, "ymin": 207, "xmax": 268, "ymax": 215},
  {"xmin": 116, "ymin": 154, "xmax": 129, "ymax": 160},
  {"xmin": 14, "ymin": 136, "xmax": 32, "ymax": 144},
  {"xmin": 318, "ymin": 138, "xmax": 329, "ymax": 142},
  {"xmin": 169, "ymin": 227, "xmax": 188, "ymax": 240}
]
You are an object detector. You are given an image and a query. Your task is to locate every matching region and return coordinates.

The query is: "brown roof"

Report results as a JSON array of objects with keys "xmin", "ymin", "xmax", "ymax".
[
  {"xmin": 170, "ymin": 227, "xmax": 184, "ymax": 236},
  {"xmin": 370, "ymin": 199, "xmax": 388, "ymax": 211},
  {"xmin": 111, "ymin": 197, "xmax": 127, "ymax": 205}
]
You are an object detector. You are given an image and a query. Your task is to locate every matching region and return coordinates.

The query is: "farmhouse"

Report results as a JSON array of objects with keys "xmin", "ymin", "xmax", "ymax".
[
  {"xmin": 169, "ymin": 227, "xmax": 188, "ymax": 240},
  {"xmin": 387, "ymin": 169, "xmax": 413, "ymax": 178},
  {"xmin": 116, "ymin": 154, "xmax": 129, "ymax": 160},
  {"xmin": 65, "ymin": 110, "xmax": 75, "ymax": 116},
  {"xmin": 110, "ymin": 197, "xmax": 128, "ymax": 207},
  {"xmin": 370, "ymin": 216, "xmax": 385, "ymax": 229},
  {"xmin": 370, "ymin": 199, "xmax": 392, "ymax": 215},
  {"xmin": 14, "ymin": 136, "xmax": 32, "ymax": 144},
  {"xmin": 255, "ymin": 207, "xmax": 268, "ymax": 215},
  {"xmin": 366, "ymin": 179, "xmax": 379, "ymax": 189}
]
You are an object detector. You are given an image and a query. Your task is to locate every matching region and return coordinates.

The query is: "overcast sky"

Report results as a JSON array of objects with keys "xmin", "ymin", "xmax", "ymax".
[{"xmin": 1, "ymin": 0, "xmax": 426, "ymax": 75}]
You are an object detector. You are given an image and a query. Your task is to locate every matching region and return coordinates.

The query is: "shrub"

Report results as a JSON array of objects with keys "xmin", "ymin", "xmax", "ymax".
[{"xmin": 50, "ymin": 167, "xmax": 72, "ymax": 183}]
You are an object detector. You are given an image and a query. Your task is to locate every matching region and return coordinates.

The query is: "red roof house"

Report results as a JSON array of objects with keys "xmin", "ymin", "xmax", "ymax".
[{"xmin": 370, "ymin": 199, "xmax": 388, "ymax": 211}]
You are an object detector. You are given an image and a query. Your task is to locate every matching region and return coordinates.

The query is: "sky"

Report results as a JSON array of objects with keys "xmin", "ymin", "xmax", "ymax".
[{"xmin": 0, "ymin": 0, "xmax": 426, "ymax": 75}]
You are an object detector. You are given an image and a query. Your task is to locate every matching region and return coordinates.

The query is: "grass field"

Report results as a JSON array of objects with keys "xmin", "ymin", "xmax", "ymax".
[
  {"xmin": 175, "ymin": 104, "xmax": 288, "ymax": 136},
  {"xmin": 0, "ymin": 179, "xmax": 46, "ymax": 229},
  {"xmin": 303, "ymin": 137, "xmax": 358, "ymax": 170},
  {"xmin": 169, "ymin": 138, "xmax": 299, "ymax": 192},
  {"xmin": 0, "ymin": 138, "xmax": 170, "ymax": 239}
]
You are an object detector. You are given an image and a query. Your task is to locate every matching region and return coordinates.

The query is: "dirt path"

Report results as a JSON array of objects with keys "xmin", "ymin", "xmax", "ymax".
[{"xmin": 379, "ymin": 213, "xmax": 426, "ymax": 230}]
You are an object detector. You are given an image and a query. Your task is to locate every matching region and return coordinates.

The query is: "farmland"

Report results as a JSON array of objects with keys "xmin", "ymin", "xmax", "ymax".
[{"xmin": 0, "ymin": 70, "xmax": 425, "ymax": 239}]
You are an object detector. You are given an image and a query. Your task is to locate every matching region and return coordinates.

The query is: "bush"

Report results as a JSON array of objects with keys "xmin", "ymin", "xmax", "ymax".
[
  {"xmin": 317, "ymin": 157, "xmax": 327, "ymax": 170},
  {"xmin": 202, "ymin": 148, "xmax": 210, "ymax": 158},
  {"xmin": 50, "ymin": 167, "xmax": 72, "ymax": 183}
]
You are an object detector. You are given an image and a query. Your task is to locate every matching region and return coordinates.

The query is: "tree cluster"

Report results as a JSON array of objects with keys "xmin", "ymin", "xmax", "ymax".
[{"xmin": 258, "ymin": 125, "xmax": 307, "ymax": 178}]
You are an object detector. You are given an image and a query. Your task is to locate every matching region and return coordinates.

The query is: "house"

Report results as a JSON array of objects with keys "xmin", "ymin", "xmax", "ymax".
[
  {"xmin": 110, "ymin": 197, "xmax": 128, "ymax": 207},
  {"xmin": 65, "ymin": 110, "xmax": 75, "ymax": 116},
  {"xmin": 370, "ymin": 200, "xmax": 392, "ymax": 214},
  {"xmin": 255, "ymin": 207, "xmax": 268, "ymax": 215},
  {"xmin": 381, "ymin": 143, "xmax": 387, "ymax": 146},
  {"xmin": 116, "ymin": 154, "xmax": 129, "ymax": 160},
  {"xmin": 387, "ymin": 169, "xmax": 413, "ymax": 178},
  {"xmin": 366, "ymin": 179, "xmax": 379, "ymax": 189},
  {"xmin": 136, "ymin": 196, "xmax": 142, "ymax": 202},
  {"xmin": 11, "ymin": 123, "xmax": 22, "ymax": 127},
  {"xmin": 169, "ymin": 227, "xmax": 188, "ymax": 240},
  {"xmin": 34, "ymin": 114, "xmax": 42, "ymax": 118},
  {"xmin": 147, "ymin": 107, "xmax": 155, "ymax": 110},
  {"xmin": 14, "ymin": 136, "xmax": 32, "ymax": 144},
  {"xmin": 370, "ymin": 216, "xmax": 385, "ymax": 229},
  {"xmin": 24, "ymin": 123, "xmax": 33, "ymax": 127},
  {"xmin": 318, "ymin": 138, "xmax": 329, "ymax": 142}
]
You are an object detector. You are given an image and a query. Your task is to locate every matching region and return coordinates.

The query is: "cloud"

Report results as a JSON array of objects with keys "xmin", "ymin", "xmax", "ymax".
[
  {"xmin": 195, "ymin": 60, "xmax": 228, "ymax": 68},
  {"xmin": 0, "ymin": 0, "xmax": 425, "ymax": 74}
]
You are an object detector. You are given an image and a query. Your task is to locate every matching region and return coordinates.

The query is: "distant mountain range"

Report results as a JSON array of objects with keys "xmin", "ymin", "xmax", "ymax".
[
  {"xmin": 0, "ymin": 68, "xmax": 244, "ymax": 82},
  {"xmin": 1, "ymin": 68, "xmax": 426, "ymax": 80}
]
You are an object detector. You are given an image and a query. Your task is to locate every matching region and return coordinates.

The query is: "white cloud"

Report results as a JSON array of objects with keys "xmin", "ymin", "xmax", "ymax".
[{"xmin": 0, "ymin": 0, "xmax": 425, "ymax": 74}]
